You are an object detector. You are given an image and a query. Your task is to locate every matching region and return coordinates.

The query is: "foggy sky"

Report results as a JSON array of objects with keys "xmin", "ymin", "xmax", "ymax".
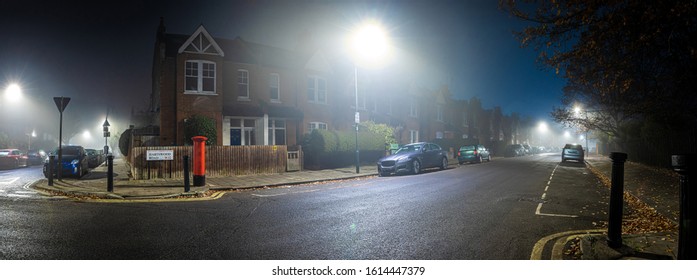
[{"xmin": 0, "ymin": 0, "xmax": 565, "ymax": 145}]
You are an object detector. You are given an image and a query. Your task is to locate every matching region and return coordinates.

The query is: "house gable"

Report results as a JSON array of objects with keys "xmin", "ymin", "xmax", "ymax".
[
  {"xmin": 178, "ymin": 25, "xmax": 225, "ymax": 57},
  {"xmin": 304, "ymin": 51, "xmax": 332, "ymax": 73}
]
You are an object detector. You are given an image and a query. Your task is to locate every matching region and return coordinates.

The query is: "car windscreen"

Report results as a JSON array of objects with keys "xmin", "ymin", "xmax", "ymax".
[
  {"xmin": 460, "ymin": 146, "xmax": 475, "ymax": 151},
  {"xmin": 0, "ymin": 151, "xmax": 9, "ymax": 156},
  {"xmin": 564, "ymin": 144, "xmax": 582, "ymax": 149},
  {"xmin": 53, "ymin": 147, "xmax": 82, "ymax": 156},
  {"xmin": 396, "ymin": 145, "xmax": 421, "ymax": 154}
]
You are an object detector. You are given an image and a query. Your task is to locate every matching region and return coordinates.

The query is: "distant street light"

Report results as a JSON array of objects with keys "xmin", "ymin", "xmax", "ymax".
[{"xmin": 348, "ymin": 19, "xmax": 391, "ymax": 174}]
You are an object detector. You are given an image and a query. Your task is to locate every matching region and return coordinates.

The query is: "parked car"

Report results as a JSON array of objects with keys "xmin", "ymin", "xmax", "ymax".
[
  {"xmin": 522, "ymin": 144, "xmax": 532, "ymax": 155},
  {"xmin": 0, "ymin": 149, "xmax": 28, "ymax": 169},
  {"xmin": 457, "ymin": 145, "xmax": 491, "ymax": 164},
  {"xmin": 27, "ymin": 149, "xmax": 48, "ymax": 165},
  {"xmin": 504, "ymin": 144, "xmax": 525, "ymax": 157},
  {"xmin": 85, "ymin": 148, "xmax": 104, "ymax": 168},
  {"xmin": 43, "ymin": 145, "xmax": 89, "ymax": 178},
  {"xmin": 561, "ymin": 143, "xmax": 585, "ymax": 163},
  {"xmin": 376, "ymin": 142, "xmax": 448, "ymax": 176}
]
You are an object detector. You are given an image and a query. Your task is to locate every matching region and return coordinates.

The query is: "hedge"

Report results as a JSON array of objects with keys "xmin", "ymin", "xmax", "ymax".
[{"xmin": 302, "ymin": 129, "xmax": 386, "ymax": 169}]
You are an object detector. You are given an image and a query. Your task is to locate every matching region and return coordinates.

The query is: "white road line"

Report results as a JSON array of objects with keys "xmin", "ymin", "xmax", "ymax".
[
  {"xmin": 536, "ymin": 164, "xmax": 578, "ymax": 218},
  {"xmin": 14, "ymin": 191, "xmax": 36, "ymax": 194},
  {"xmin": 0, "ymin": 177, "xmax": 19, "ymax": 184}
]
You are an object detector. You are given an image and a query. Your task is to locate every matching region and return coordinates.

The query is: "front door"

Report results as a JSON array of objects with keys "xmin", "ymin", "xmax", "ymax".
[{"xmin": 230, "ymin": 129, "xmax": 241, "ymax": 146}]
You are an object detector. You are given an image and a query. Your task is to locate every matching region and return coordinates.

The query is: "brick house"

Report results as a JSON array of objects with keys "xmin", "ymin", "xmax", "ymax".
[
  {"xmin": 147, "ymin": 20, "xmax": 516, "ymax": 152},
  {"xmin": 150, "ymin": 20, "xmax": 338, "ymax": 147}
]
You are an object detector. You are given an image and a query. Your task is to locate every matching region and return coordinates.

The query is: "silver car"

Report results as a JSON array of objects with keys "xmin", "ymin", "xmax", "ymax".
[
  {"xmin": 561, "ymin": 144, "xmax": 584, "ymax": 162},
  {"xmin": 376, "ymin": 142, "xmax": 449, "ymax": 176}
]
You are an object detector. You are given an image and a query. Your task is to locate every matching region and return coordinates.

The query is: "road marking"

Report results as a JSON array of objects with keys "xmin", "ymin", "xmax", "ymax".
[
  {"xmin": 535, "ymin": 164, "xmax": 578, "ymax": 218},
  {"xmin": 6, "ymin": 194, "xmax": 31, "ymax": 198},
  {"xmin": 14, "ymin": 191, "xmax": 36, "ymax": 194},
  {"xmin": 0, "ymin": 177, "xmax": 19, "ymax": 184}
]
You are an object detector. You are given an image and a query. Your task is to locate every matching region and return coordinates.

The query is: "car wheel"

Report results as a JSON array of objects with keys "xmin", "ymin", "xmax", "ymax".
[
  {"xmin": 440, "ymin": 157, "xmax": 447, "ymax": 170},
  {"xmin": 487, "ymin": 155, "xmax": 491, "ymax": 162},
  {"xmin": 478, "ymin": 156, "xmax": 483, "ymax": 163},
  {"xmin": 412, "ymin": 160, "xmax": 421, "ymax": 175}
]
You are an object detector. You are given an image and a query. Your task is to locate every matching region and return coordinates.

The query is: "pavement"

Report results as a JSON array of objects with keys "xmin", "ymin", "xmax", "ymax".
[{"xmin": 30, "ymin": 154, "xmax": 682, "ymax": 259}]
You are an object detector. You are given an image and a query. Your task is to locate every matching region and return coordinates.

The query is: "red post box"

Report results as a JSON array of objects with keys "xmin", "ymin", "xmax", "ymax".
[{"xmin": 192, "ymin": 136, "xmax": 208, "ymax": 186}]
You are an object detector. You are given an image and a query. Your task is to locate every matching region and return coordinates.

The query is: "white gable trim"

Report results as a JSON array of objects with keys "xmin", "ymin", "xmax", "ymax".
[{"xmin": 178, "ymin": 25, "xmax": 225, "ymax": 57}]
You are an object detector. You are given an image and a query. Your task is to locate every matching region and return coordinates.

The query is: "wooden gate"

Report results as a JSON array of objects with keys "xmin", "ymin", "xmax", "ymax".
[{"xmin": 286, "ymin": 146, "xmax": 302, "ymax": 171}]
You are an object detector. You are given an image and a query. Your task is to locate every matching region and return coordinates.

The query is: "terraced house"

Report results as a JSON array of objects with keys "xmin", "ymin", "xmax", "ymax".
[{"xmin": 147, "ymin": 19, "xmax": 523, "ymax": 155}]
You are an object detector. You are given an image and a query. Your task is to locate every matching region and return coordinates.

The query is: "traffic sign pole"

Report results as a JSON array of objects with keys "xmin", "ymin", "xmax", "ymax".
[{"xmin": 53, "ymin": 97, "xmax": 70, "ymax": 180}]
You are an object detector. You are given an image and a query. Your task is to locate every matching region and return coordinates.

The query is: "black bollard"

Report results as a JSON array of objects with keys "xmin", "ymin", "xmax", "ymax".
[
  {"xmin": 107, "ymin": 155, "xmax": 114, "ymax": 192},
  {"xmin": 183, "ymin": 155, "xmax": 190, "ymax": 192},
  {"xmin": 48, "ymin": 155, "xmax": 55, "ymax": 186},
  {"xmin": 672, "ymin": 154, "xmax": 697, "ymax": 259},
  {"xmin": 607, "ymin": 152, "xmax": 627, "ymax": 249}
]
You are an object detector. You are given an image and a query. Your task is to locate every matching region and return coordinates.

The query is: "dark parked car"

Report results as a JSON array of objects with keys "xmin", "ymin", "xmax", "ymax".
[
  {"xmin": 504, "ymin": 144, "xmax": 525, "ymax": 157},
  {"xmin": 457, "ymin": 145, "xmax": 491, "ymax": 164},
  {"xmin": 43, "ymin": 145, "xmax": 89, "ymax": 178},
  {"xmin": 376, "ymin": 142, "xmax": 448, "ymax": 176},
  {"xmin": 85, "ymin": 148, "xmax": 104, "ymax": 168},
  {"xmin": 0, "ymin": 149, "xmax": 28, "ymax": 169},
  {"xmin": 27, "ymin": 149, "xmax": 48, "ymax": 165},
  {"xmin": 561, "ymin": 143, "xmax": 585, "ymax": 163}
]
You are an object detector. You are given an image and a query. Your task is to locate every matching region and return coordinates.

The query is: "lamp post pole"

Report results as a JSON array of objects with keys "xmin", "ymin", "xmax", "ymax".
[{"xmin": 354, "ymin": 65, "xmax": 360, "ymax": 174}]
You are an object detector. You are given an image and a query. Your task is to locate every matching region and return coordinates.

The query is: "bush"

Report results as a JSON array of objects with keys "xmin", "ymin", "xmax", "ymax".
[
  {"xmin": 184, "ymin": 115, "xmax": 217, "ymax": 145},
  {"xmin": 119, "ymin": 128, "xmax": 132, "ymax": 157}
]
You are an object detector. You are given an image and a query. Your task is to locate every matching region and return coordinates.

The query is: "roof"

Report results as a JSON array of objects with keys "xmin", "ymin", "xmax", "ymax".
[{"xmin": 164, "ymin": 32, "xmax": 303, "ymax": 69}]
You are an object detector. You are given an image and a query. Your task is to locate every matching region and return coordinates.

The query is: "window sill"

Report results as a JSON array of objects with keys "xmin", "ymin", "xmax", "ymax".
[
  {"xmin": 184, "ymin": 91, "xmax": 217, "ymax": 96},
  {"xmin": 237, "ymin": 97, "xmax": 251, "ymax": 102},
  {"xmin": 270, "ymin": 99, "xmax": 281, "ymax": 104}
]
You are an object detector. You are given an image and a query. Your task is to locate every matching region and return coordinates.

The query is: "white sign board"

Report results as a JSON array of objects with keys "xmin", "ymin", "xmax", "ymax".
[{"xmin": 146, "ymin": 150, "xmax": 174, "ymax": 161}]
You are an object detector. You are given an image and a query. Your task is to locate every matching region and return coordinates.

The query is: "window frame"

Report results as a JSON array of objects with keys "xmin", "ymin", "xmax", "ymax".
[
  {"xmin": 237, "ymin": 69, "xmax": 250, "ymax": 101},
  {"xmin": 269, "ymin": 73, "xmax": 280, "ymax": 103},
  {"xmin": 308, "ymin": 122, "xmax": 328, "ymax": 132},
  {"xmin": 307, "ymin": 75, "xmax": 327, "ymax": 104},
  {"xmin": 184, "ymin": 60, "xmax": 216, "ymax": 94}
]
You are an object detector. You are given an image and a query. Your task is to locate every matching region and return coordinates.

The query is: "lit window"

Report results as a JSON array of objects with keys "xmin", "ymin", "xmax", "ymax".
[{"xmin": 185, "ymin": 60, "xmax": 215, "ymax": 93}]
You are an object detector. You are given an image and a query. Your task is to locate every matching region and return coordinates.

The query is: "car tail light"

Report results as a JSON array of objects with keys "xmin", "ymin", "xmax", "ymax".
[
  {"xmin": 474, "ymin": 150, "xmax": 478, "ymax": 156},
  {"xmin": 457, "ymin": 151, "xmax": 461, "ymax": 157}
]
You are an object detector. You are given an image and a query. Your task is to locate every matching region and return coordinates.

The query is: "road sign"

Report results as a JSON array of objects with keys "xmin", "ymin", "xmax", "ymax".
[
  {"xmin": 53, "ymin": 97, "xmax": 71, "ymax": 113},
  {"xmin": 146, "ymin": 150, "xmax": 174, "ymax": 161}
]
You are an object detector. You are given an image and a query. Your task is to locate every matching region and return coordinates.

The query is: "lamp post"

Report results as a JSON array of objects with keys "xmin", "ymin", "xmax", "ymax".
[
  {"xmin": 27, "ymin": 130, "xmax": 36, "ymax": 150},
  {"xmin": 103, "ymin": 118, "xmax": 111, "ymax": 155},
  {"xmin": 574, "ymin": 106, "xmax": 590, "ymax": 156},
  {"xmin": 349, "ymin": 19, "xmax": 390, "ymax": 174}
]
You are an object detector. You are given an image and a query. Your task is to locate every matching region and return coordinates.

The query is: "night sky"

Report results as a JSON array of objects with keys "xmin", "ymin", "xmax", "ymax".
[{"xmin": 1, "ymin": 0, "xmax": 565, "ymax": 147}]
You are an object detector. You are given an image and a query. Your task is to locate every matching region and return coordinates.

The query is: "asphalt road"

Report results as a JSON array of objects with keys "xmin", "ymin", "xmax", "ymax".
[
  {"xmin": 0, "ymin": 153, "xmax": 610, "ymax": 259},
  {"xmin": 0, "ymin": 165, "xmax": 44, "ymax": 199}
]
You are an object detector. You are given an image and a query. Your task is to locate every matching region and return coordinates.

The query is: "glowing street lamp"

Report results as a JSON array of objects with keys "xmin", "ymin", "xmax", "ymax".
[
  {"xmin": 348, "ymin": 19, "xmax": 391, "ymax": 174},
  {"xmin": 3, "ymin": 83, "xmax": 22, "ymax": 103}
]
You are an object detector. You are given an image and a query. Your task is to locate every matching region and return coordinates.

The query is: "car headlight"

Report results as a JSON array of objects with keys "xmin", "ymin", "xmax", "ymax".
[{"xmin": 70, "ymin": 159, "xmax": 79, "ymax": 165}]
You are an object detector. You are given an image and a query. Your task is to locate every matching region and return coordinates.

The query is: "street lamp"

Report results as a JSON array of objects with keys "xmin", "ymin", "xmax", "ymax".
[
  {"xmin": 3, "ymin": 83, "xmax": 22, "ymax": 103},
  {"xmin": 349, "ymin": 19, "xmax": 391, "ymax": 174},
  {"xmin": 103, "ymin": 117, "xmax": 111, "ymax": 155},
  {"xmin": 573, "ymin": 105, "xmax": 590, "ymax": 156}
]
